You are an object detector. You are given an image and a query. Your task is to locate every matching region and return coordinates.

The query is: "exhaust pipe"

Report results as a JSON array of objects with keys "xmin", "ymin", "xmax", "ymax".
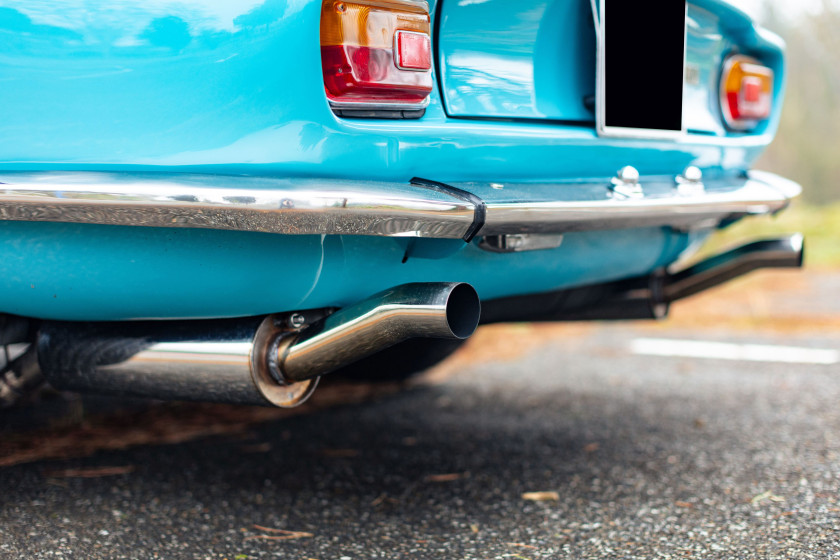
[
  {"xmin": 276, "ymin": 283, "xmax": 480, "ymax": 384},
  {"xmin": 37, "ymin": 282, "xmax": 480, "ymax": 408},
  {"xmin": 481, "ymin": 234, "xmax": 804, "ymax": 324},
  {"xmin": 663, "ymin": 234, "xmax": 804, "ymax": 302}
]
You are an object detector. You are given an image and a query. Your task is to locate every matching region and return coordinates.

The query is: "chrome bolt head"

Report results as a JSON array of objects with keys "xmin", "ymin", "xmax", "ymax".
[
  {"xmin": 289, "ymin": 313, "xmax": 306, "ymax": 329},
  {"xmin": 616, "ymin": 165, "xmax": 640, "ymax": 185},
  {"xmin": 682, "ymin": 166, "xmax": 703, "ymax": 183},
  {"xmin": 610, "ymin": 166, "xmax": 644, "ymax": 199},
  {"xmin": 676, "ymin": 166, "xmax": 705, "ymax": 196}
]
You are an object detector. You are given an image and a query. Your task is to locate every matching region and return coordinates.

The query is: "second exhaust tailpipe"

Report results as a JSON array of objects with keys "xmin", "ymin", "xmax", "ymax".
[{"xmin": 37, "ymin": 282, "xmax": 481, "ymax": 408}]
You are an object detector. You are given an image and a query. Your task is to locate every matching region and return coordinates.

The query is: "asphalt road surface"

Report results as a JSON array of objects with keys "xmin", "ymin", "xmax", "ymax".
[{"xmin": 1, "ymin": 306, "xmax": 839, "ymax": 558}]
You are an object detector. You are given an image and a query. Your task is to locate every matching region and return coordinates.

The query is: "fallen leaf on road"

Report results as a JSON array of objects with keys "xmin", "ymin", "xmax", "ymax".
[
  {"xmin": 425, "ymin": 472, "xmax": 468, "ymax": 482},
  {"xmin": 675, "ymin": 501, "xmax": 694, "ymax": 508},
  {"xmin": 247, "ymin": 525, "xmax": 313, "ymax": 540},
  {"xmin": 43, "ymin": 466, "xmax": 135, "ymax": 478},
  {"xmin": 506, "ymin": 543, "xmax": 538, "ymax": 549},
  {"xmin": 245, "ymin": 534, "xmax": 312, "ymax": 541},
  {"xmin": 751, "ymin": 491, "xmax": 785, "ymax": 505},
  {"xmin": 372, "ymin": 492, "xmax": 400, "ymax": 507},
  {"xmin": 522, "ymin": 491, "xmax": 560, "ymax": 502}
]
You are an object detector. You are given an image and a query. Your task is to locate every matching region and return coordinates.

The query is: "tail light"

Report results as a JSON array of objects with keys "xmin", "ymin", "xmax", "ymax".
[
  {"xmin": 721, "ymin": 55, "xmax": 774, "ymax": 131},
  {"xmin": 320, "ymin": 0, "xmax": 433, "ymax": 118}
]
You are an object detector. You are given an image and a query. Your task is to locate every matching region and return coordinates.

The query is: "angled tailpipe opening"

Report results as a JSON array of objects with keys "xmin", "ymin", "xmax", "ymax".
[
  {"xmin": 276, "ymin": 282, "xmax": 481, "ymax": 384},
  {"xmin": 664, "ymin": 234, "xmax": 804, "ymax": 303},
  {"xmin": 36, "ymin": 282, "xmax": 480, "ymax": 408},
  {"xmin": 480, "ymin": 234, "xmax": 804, "ymax": 324}
]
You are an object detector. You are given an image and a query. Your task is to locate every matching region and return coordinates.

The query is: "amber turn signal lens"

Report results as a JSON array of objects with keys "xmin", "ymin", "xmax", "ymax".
[
  {"xmin": 721, "ymin": 55, "xmax": 774, "ymax": 131},
  {"xmin": 321, "ymin": 0, "xmax": 433, "ymax": 111}
]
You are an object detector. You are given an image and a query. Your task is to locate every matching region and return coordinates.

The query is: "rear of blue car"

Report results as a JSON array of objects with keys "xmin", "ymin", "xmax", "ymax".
[{"xmin": 0, "ymin": 0, "xmax": 803, "ymax": 408}]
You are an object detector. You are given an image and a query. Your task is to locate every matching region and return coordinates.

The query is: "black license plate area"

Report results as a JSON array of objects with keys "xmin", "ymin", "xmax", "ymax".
[{"xmin": 597, "ymin": 0, "xmax": 687, "ymax": 139}]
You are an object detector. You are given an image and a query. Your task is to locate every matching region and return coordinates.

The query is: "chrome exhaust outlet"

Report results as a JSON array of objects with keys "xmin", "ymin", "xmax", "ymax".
[
  {"xmin": 276, "ymin": 283, "xmax": 481, "ymax": 384},
  {"xmin": 663, "ymin": 234, "xmax": 804, "ymax": 302},
  {"xmin": 36, "ymin": 282, "xmax": 480, "ymax": 408},
  {"xmin": 481, "ymin": 234, "xmax": 804, "ymax": 324}
]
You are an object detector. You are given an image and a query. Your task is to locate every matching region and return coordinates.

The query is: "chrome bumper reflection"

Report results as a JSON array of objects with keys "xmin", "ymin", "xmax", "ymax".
[{"xmin": 0, "ymin": 170, "xmax": 800, "ymax": 239}]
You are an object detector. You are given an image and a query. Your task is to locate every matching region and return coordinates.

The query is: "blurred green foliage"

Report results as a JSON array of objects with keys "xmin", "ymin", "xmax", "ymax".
[
  {"xmin": 756, "ymin": 2, "xmax": 840, "ymax": 203},
  {"xmin": 703, "ymin": 202, "xmax": 840, "ymax": 267}
]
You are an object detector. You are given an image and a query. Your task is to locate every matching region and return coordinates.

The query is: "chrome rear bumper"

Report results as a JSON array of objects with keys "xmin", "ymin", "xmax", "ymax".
[{"xmin": 0, "ymin": 170, "xmax": 800, "ymax": 239}]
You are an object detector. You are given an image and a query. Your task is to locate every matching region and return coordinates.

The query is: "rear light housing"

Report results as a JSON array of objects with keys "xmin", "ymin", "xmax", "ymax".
[
  {"xmin": 720, "ymin": 55, "xmax": 774, "ymax": 131},
  {"xmin": 320, "ymin": 0, "xmax": 433, "ymax": 118}
]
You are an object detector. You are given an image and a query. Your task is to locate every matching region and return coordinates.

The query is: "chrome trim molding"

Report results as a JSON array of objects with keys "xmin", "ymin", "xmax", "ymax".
[
  {"xmin": 0, "ymin": 170, "xmax": 800, "ymax": 239},
  {"xmin": 327, "ymin": 96, "xmax": 431, "ymax": 112}
]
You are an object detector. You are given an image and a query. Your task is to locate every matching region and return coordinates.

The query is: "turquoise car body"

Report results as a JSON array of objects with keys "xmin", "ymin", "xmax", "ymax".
[{"xmin": 0, "ymin": 0, "xmax": 790, "ymax": 321}]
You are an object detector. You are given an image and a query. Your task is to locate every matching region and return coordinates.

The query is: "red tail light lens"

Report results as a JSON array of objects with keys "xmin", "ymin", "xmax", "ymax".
[
  {"xmin": 395, "ymin": 30, "xmax": 431, "ymax": 71},
  {"xmin": 721, "ymin": 56, "xmax": 774, "ymax": 131},
  {"xmin": 320, "ymin": 0, "xmax": 433, "ymax": 116}
]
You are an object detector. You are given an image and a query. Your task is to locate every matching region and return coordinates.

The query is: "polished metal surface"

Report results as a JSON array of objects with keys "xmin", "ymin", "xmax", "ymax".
[
  {"xmin": 471, "ymin": 170, "xmax": 801, "ymax": 235},
  {"xmin": 328, "ymin": 97, "xmax": 431, "ymax": 112},
  {"xmin": 0, "ymin": 170, "xmax": 800, "ymax": 239},
  {"xmin": 477, "ymin": 234, "xmax": 565, "ymax": 253},
  {"xmin": 664, "ymin": 234, "xmax": 804, "ymax": 302},
  {"xmin": 609, "ymin": 166, "xmax": 644, "ymax": 199},
  {"xmin": 676, "ymin": 166, "xmax": 706, "ymax": 196},
  {"xmin": 278, "ymin": 283, "xmax": 481, "ymax": 383},
  {"xmin": 37, "ymin": 316, "xmax": 318, "ymax": 408},
  {"xmin": 36, "ymin": 282, "xmax": 481, "ymax": 404},
  {"xmin": 0, "ymin": 172, "xmax": 475, "ymax": 239}
]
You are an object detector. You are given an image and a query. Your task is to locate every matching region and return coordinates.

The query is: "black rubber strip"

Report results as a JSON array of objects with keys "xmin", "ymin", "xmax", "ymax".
[
  {"xmin": 410, "ymin": 177, "xmax": 486, "ymax": 243},
  {"xmin": 432, "ymin": 0, "xmax": 447, "ymax": 116}
]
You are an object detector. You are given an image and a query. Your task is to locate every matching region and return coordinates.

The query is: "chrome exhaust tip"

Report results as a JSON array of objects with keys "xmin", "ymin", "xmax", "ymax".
[
  {"xmin": 37, "ymin": 283, "xmax": 481, "ymax": 408},
  {"xmin": 480, "ymin": 234, "xmax": 805, "ymax": 324},
  {"xmin": 664, "ymin": 234, "xmax": 805, "ymax": 302},
  {"xmin": 275, "ymin": 283, "xmax": 480, "ymax": 384}
]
